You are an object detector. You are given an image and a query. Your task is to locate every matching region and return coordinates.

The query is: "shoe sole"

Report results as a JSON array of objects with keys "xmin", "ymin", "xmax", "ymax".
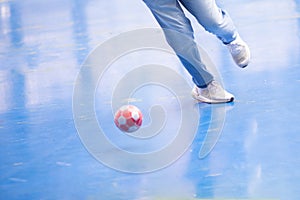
[
  {"xmin": 238, "ymin": 60, "xmax": 249, "ymax": 68},
  {"xmin": 191, "ymin": 91, "xmax": 234, "ymax": 104},
  {"xmin": 240, "ymin": 63, "xmax": 248, "ymax": 68}
]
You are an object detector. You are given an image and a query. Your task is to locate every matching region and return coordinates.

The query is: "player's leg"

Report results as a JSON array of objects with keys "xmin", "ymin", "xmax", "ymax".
[
  {"xmin": 143, "ymin": 0, "xmax": 214, "ymax": 88},
  {"xmin": 143, "ymin": 0, "xmax": 234, "ymax": 103},
  {"xmin": 179, "ymin": 0, "xmax": 250, "ymax": 68}
]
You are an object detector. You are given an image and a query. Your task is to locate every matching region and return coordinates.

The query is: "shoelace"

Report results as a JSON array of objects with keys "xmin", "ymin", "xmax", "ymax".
[
  {"xmin": 207, "ymin": 81, "xmax": 220, "ymax": 95},
  {"xmin": 228, "ymin": 43, "xmax": 244, "ymax": 54}
]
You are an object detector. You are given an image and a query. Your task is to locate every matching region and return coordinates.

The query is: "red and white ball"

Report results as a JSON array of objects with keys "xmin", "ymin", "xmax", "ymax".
[{"xmin": 114, "ymin": 105, "xmax": 143, "ymax": 133}]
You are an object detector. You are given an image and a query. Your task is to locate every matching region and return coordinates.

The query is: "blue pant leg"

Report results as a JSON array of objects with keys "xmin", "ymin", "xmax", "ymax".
[
  {"xmin": 143, "ymin": 0, "xmax": 214, "ymax": 88},
  {"xmin": 180, "ymin": 0, "xmax": 237, "ymax": 44}
]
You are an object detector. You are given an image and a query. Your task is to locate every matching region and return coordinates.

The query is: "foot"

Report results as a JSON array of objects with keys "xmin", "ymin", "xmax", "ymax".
[
  {"xmin": 227, "ymin": 35, "xmax": 250, "ymax": 68},
  {"xmin": 191, "ymin": 81, "xmax": 234, "ymax": 104}
]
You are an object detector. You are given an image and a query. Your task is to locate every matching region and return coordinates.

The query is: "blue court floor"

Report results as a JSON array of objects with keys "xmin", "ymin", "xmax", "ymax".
[{"xmin": 1, "ymin": 0, "xmax": 300, "ymax": 199}]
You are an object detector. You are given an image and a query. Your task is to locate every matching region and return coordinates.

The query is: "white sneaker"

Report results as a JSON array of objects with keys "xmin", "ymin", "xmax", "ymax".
[
  {"xmin": 227, "ymin": 35, "xmax": 250, "ymax": 68},
  {"xmin": 191, "ymin": 81, "xmax": 234, "ymax": 104}
]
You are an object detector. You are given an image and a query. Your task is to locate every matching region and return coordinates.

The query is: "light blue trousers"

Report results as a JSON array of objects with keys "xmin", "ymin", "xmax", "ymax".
[{"xmin": 143, "ymin": 0, "xmax": 238, "ymax": 88}]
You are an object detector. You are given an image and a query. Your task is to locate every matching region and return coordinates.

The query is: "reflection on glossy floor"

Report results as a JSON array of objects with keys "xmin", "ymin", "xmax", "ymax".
[{"xmin": 1, "ymin": 0, "xmax": 300, "ymax": 199}]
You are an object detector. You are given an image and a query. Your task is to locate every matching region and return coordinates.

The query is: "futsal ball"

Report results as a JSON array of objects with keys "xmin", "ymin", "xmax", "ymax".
[{"xmin": 114, "ymin": 105, "xmax": 143, "ymax": 133}]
